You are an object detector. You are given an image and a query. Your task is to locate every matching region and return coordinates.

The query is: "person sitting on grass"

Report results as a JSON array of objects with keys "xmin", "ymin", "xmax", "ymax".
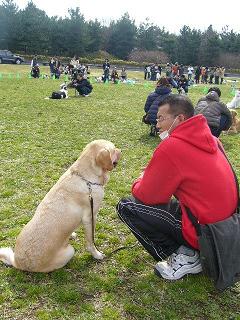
[
  {"xmin": 116, "ymin": 94, "xmax": 238, "ymax": 281},
  {"xmin": 111, "ymin": 67, "xmax": 119, "ymax": 84},
  {"xmin": 194, "ymin": 87, "xmax": 232, "ymax": 137},
  {"xmin": 143, "ymin": 77, "xmax": 172, "ymax": 136},
  {"xmin": 120, "ymin": 68, "xmax": 127, "ymax": 81},
  {"xmin": 73, "ymin": 73, "xmax": 93, "ymax": 97},
  {"xmin": 31, "ymin": 64, "xmax": 40, "ymax": 78},
  {"xmin": 177, "ymin": 74, "xmax": 189, "ymax": 94}
]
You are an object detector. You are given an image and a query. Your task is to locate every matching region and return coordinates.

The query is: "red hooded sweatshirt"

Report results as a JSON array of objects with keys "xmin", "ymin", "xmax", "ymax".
[{"xmin": 132, "ymin": 115, "xmax": 238, "ymax": 249}]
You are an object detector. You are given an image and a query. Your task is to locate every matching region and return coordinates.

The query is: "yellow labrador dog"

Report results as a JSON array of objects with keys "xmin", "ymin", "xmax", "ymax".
[
  {"xmin": 0, "ymin": 140, "xmax": 121, "ymax": 272},
  {"xmin": 228, "ymin": 110, "xmax": 240, "ymax": 134}
]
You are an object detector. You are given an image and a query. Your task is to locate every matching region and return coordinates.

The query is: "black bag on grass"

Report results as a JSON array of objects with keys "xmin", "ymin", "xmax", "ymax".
[{"xmin": 186, "ymin": 208, "xmax": 240, "ymax": 290}]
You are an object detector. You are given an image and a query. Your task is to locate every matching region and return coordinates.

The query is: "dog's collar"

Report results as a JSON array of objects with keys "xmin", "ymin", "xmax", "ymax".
[{"xmin": 71, "ymin": 171, "xmax": 103, "ymax": 187}]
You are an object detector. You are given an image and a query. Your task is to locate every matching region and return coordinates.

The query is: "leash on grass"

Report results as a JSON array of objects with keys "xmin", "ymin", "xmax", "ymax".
[
  {"xmin": 87, "ymin": 186, "xmax": 138, "ymax": 258},
  {"xmin": 106, "ymin": 243, "xmax": 139, "ymax": 258},
  {"xmin": 88, "ymin": 188, "xmax": 139, "ymax": 258}
]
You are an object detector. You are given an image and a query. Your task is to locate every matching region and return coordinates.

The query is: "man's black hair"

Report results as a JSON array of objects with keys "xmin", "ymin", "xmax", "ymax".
[
  {"xmin": 207, "ymin": 87, "xmax": 221, "ymax": 97},
  {"xmin": 158, "ymin": 94, "xmax": 194, "ymax": 119}
]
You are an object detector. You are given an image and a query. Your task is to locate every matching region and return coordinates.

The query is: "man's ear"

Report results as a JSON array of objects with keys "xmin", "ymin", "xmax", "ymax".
[
  {"xmin": 96, "ymin": 148, "xmax": 114, "ymax": 171},
  {"xmin": 178, "ymin": 114, "xmax": 187, "ymax": 122}
]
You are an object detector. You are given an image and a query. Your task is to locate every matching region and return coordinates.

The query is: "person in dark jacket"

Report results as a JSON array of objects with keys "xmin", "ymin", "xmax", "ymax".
[
  {"xmin": 103, "ymin": 59, "xmax": 110, "ymax": 71},
  {"xmin": 30, "ymin": 55, "xmax": 38, "ymax": 68},
  {"xmin": 111, "ymin": 67, "xmax": 119, "ymax": 84},
  {"xmin": 194, "ymin": 87, "xmax": 232, "ymax": 137},
  {"xmin": 31, "ymin": 64, "xmax": 40, "ymax": 78},
  {"xmin": 195, "ymin": 66, "xmax": 201, "ymax": 84},
  {"xmin": 74, "ymin": 73, "xmax": 93, "ymax": 97},
  {"xmin": 144, "ymin": 77, "xmax": 172, "ymax": 125},
  {"xmin": 102, "ymin": 59, "xmax": 110, "ymax": 83},
  {"xmin": 177, "ymin": 74, "xmax": 189, "ymax": 94}
]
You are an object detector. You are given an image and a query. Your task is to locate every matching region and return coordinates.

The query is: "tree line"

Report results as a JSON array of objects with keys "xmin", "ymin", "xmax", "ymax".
[{"xmin": 1, "ymin": 0, "xmax": 240, "ymax": 67}]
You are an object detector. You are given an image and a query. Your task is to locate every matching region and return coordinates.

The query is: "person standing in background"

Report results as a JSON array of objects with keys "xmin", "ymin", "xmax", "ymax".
[
  {"xmin": 31, "ymin": 55, "xmax": 38, "ymax": 68},
  {"xmin": 219, "ymin": 66, "xmax": 225, "ymax": 84}
]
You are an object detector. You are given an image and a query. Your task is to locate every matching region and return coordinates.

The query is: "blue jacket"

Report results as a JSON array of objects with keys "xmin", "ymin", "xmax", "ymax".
[{"xmin": 144, "ymin": 86, "xmax": 172, "ymax": 124}]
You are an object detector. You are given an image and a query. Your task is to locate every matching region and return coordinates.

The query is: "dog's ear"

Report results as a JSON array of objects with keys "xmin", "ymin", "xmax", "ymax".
[
  {"xmin": 231, "ymin": 110, "xmax": 237, "ymax": 117},
  {"xmin": 95, "ymin": 148, "xmax": 114, "ymax": 171}
]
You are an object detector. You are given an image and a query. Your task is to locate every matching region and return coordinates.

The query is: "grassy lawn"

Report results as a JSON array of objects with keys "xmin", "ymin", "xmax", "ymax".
[{"xmin": 0, "ymin": 64, "xmax": 240, "ymax": 320}]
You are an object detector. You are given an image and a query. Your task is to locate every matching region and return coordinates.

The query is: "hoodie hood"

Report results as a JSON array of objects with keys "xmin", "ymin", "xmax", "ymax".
[
  {"xmin": 206, "ymin": 91, "xmax": 219, "ymax": 102},
  {"xmin": 155, "ymin": 86, "xmax": 171, "ymax": 95},
  {"xmin": 170, "ymin": 114, "xmax": 218, "ymax": 153}
]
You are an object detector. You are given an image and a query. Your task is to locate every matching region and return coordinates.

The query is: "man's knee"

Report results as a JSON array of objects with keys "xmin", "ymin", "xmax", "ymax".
[
  {"xmin": 116, "ymin": 196, "xmax": 137, "ymax": 220},
  {"xmin": 116, "ymin": 197, "xmax": 130, "ymax": 213}
]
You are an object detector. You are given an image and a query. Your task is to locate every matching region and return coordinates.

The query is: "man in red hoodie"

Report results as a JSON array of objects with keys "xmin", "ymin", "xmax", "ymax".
[{"xmin": 116, "ymin": 94, "xmax": 238, "ymax": 280}]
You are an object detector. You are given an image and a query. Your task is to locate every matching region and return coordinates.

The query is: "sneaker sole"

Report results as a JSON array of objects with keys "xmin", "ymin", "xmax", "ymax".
[{"xmin": 154, "ymin": 264, "xmax": 202, "ymax": 280}]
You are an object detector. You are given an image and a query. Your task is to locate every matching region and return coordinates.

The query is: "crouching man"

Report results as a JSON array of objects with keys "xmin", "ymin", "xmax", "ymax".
[
  {"xmin": 74, "ymin": 73, "xmax": 93, "ymax": 97},
  {"xmin": 116, "ymin": 94, "xmax": 238, "ymax": 280}
]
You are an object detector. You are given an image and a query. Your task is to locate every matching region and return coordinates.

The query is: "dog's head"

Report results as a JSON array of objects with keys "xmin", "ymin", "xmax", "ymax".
[
  {"xmin": 60, "ymin": 83, "xmax": 67, "ymax": 91},
  {"xmin": 71, "ymin": 140, "xmax": 121, "ymax": 180},
  {"xmin": 95, "ymin": 143, "xmax": 121, "ymax": 171},
  {"xmin": 85, "ymin": 140, "xmax": 121, "ymax": 171},
  {"xmin": 231, "ymin": 110, "xmax": 238, "ymax": 125}
]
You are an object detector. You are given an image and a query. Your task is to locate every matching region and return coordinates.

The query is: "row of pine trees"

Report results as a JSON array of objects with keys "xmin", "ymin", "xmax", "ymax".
[{"xmin": 1, "ymin": 0, "xmax": 240, "ymax": 66}]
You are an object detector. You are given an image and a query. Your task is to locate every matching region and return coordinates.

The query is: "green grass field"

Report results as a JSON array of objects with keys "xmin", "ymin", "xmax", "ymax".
[{"xmin": 0, "ymin": 65, "xmax": 240, "ymax": 320}]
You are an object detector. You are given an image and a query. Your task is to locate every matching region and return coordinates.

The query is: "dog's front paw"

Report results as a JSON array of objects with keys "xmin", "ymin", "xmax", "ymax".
[
  {"xmin": 92, "ymin": 250, "xmax": 106, "ymax": 260},
  {"xmin": 70, "ymin": 232, "xmax": 78, "ymax": 240},
  {"xmin": 87, "ymin": 245, "xmax": 106, "ymax": 260}
]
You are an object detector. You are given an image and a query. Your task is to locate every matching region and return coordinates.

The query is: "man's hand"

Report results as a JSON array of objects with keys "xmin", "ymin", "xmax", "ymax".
[{"xmin": 139, "ymin": 167, "xmax": 146, "ymax": 178}]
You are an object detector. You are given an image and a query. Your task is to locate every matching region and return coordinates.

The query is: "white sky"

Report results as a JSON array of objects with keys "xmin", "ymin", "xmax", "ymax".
[{"xmin": 8, "ymin": 0, "xmax": 240, "ymax": 34}]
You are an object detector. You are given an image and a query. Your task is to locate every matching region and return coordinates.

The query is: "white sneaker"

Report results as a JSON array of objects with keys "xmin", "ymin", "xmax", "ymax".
[{"xmin": 154, "ymin": 246, "xmax": 202, "ymax": 280}]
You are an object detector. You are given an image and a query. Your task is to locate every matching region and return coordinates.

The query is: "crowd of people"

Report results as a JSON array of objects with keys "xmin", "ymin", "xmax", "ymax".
[
  {"xmin": 102, "ymin": 59, "xmax": 128, "ymax": 83},
  {"xmin": 29, "ymin": 54, "xmax": 93, "ymax": 97},
  {"xmin": 30, "ymin": 56, "xmax": 226, "ymax": 90},
  {"xmin": 30, "ymin": 55, "xmax": 91, "ymax": 80},
  {"xmin": 144, "ymin": 64, "xmax": 162, "ymax": 81},
  {"xmin": 29, "ymin": 56, "xmax": 129, "ymax": 86},
  {"xmin": 144, "ymin": 62, "xmax": 226, "ymax": 95}
]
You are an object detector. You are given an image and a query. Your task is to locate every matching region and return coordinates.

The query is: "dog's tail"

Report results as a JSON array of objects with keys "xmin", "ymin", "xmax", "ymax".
[{"xmin": 0, "ymin": 247, "xmax": 16, "ymax": 267}]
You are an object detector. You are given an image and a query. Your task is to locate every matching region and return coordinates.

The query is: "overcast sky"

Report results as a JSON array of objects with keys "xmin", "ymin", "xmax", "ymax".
[{"xmin": 8, "ymin": 0, "xmax": 240, "ymax": 34}]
